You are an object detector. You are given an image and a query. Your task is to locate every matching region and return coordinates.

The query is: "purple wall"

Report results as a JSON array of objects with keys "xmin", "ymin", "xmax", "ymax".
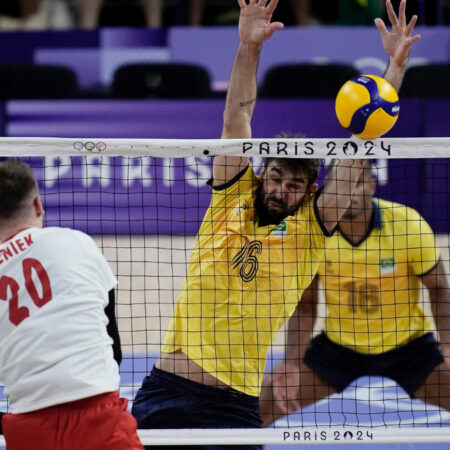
[
  {"xmin": 0, "ymin": 27, "xmax": 449, "ymax": 90},
  {"xmin": 3, "ymin": 98, "xmax": 450, "ymax": 235},
  {"xmin": 4, "ymin": 98, "xmax": 435, "ymax": 139}
]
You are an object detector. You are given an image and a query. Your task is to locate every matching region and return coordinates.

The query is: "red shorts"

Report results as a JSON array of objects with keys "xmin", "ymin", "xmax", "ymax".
[{"xmin": 2, "ymin": 391, "xmax": 144, "ymax": 450}]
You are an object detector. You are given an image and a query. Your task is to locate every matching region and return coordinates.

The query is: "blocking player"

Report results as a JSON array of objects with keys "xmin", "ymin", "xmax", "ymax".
[
  {"xmin": 0, "ymin": 159, "xmax": 143, "ymax": 450},
  {"xmin": 260, "ymin": 160, "xmax": 450, "ymax": 425},
  {"xmin": 132, "ymin": 1, "xmax": 365, "ymax": 447}
]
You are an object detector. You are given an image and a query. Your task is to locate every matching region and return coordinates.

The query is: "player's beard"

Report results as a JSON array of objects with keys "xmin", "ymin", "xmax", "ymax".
[{"xmin": 255, "ymin": 186, "xmax": 298, "ymax": 226}]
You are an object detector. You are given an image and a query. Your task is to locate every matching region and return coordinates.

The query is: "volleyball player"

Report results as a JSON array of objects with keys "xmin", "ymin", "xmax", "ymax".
[
  {"xmin": 0, "ymin": 159, "xmax": 143, "ymax": 450},
  {"xmin": 132, "ymin": 1, "xmax": 366, "ymax": 448},
  {"xmin": 259, "ymin": 0, "xmax": 447, "ymax": 426},
  {"xmin": 260, "ymin": 160, "xmax": 450, "ymax": 425}
]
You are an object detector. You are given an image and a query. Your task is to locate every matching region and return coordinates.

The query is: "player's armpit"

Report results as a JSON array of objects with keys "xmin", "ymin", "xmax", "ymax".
[{"xmin": 212, "ymin": 156, "xmax": 249, "ymax": 186}]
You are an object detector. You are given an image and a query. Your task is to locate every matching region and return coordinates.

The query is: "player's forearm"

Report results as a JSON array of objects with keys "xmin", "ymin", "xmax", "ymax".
[
  {"xmin": 383, "ymin": 58, "xmax": 407, "ymax": 93},
  {"xmin": 286, "ymin": 300, "xmax": 317, "ymax": 362},
  {"xmin": 286, "ymin": 326, "xmax": 314, "ymax": 362},
  {"xmin": 222, "ymin": 42, "xmax": 261, "ymax": 139},
  {"xmin": 431, "ymin": 289, "xmax": 450, "ymax": 354},
  {"xmin": 319, "ymin": 159, "xmax": 365, "ymax": 232}
]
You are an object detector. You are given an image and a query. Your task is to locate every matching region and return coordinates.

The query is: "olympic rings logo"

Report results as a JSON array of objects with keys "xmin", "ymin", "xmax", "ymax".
[{"xmin": 73, "ymin": 141, "xmax": 107, "ymax": 153}]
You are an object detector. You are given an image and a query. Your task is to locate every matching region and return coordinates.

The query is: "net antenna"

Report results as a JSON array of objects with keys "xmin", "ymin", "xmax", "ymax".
[{"xmin": 0, "ymin": 136, "xmax": 449, "ymax": 446}]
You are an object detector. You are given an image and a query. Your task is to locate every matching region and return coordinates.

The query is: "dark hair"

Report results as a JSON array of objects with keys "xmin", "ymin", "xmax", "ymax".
[
  {"xmin": 264, "ymin": 158, "xmax": 321, "ymax": 186},
  {"xmin": 0, "ymin": 159, "xmax": 37, "ymax": 220},
  {"xmin": 267, "ymin": 131, "xmax": 321, "ymax": 185}
]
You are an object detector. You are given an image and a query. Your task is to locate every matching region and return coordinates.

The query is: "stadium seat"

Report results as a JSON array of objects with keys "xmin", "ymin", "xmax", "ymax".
[
  {"xmin": 111, "ymin": 63, "xmax": 213, "ymax": 99},
  {"xmin": 399, "ymin": 64, "xmax": 450, "ymax": 98},
  {"xmin": 259, "ymin": 63, "xmax": 359, "ymax": 98},
  {"xmin": 0, "ymin": 64, "xmax": 79, "ymax": 100}
]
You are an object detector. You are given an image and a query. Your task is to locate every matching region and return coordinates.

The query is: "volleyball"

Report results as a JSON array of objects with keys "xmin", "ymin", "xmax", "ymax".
[{"xmin": 335, "ymin": 74, "xmax": 400, "ymax": 139}]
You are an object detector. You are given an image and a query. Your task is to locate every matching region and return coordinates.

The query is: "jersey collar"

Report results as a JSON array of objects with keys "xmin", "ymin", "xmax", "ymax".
[
  {"xmin": 338, "ymin": 199, "xmax": 382, "ymax": 247},
  {"xmin": 2, "ymin": 228, "xmax": 31, "ymax": 244},
  {"xmin": 372, "ymin": 200, "xmax": 382, "ymax": 229}
]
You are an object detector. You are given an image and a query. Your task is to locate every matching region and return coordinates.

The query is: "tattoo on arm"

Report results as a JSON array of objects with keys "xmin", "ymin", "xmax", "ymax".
[{"xmin": 240, "ymin": 97, "xmax": 256, "ymax": 107}]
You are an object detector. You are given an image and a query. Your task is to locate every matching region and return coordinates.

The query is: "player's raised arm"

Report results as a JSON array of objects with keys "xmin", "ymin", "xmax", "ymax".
[
  {"xmin": 316, "ymin": 159, "xmax": 365, "ymax": 234},
  {"xmin": 213, "ymin": 0, "xmax": 283, "ymax": 185},
  {"xmin": 375, "ymin": 0, "xmax": 421, "ymax": 92}
]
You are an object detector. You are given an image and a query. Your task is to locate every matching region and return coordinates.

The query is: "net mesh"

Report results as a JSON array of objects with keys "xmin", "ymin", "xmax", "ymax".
[{"xmin": 0, "ymin": 138, "xmax": 449, "ymax": 446}]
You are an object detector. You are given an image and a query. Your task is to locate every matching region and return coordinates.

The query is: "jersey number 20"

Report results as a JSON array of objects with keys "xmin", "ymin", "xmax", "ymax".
[{"xmin": 0, "ymin": 258, "xmax": 52, "ymax": 326}]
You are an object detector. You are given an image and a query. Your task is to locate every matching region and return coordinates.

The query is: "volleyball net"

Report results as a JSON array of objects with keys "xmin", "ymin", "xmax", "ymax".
[{"xmin": 0, "ymin": 136, "xmax": 449, "ymax": 446}]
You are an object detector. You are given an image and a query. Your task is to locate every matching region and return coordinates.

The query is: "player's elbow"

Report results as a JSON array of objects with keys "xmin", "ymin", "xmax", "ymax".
[{"xmin": 221, "ymin": 118, "xmax": 252, "ymax": 139}]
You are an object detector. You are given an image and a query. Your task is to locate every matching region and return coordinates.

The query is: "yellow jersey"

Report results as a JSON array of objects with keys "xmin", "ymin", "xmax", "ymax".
[
  {"xmin": 162, "ymin": 166, "xmax": 330, "ymax": 396},
  {"xmin": 321, "ymin": 198, "xmax": 440, "ymax": 354}
]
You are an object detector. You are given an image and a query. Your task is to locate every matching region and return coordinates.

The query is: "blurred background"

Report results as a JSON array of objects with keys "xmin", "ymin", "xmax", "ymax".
[{"xmin": 0, "ymin": 5, "xmax": 449, "ymax": 449}]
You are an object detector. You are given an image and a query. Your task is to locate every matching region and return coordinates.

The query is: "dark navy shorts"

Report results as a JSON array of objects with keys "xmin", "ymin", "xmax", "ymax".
[
  {"xmin": 304, "ymin": 332, "xmax": 444, "ymax": 395},
  {"xmin": 132, "ymin": 366, "xmax": 262, "ymax": 450}
]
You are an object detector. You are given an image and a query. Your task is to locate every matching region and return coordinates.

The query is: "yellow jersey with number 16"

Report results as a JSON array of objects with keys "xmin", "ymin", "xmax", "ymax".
[{"xmin": 162, "ymin": 165, "xmax": 331, "ymax": 396}]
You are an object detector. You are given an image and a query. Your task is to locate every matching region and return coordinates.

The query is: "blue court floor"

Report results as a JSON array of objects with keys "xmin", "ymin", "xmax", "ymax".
[
  {"xmin": 2, "ymin": 355, "xmax": 450, "ymax": 449},
  {"xmin": 119, "ymin": 355, "xmax": 450, "ymax": 449}
]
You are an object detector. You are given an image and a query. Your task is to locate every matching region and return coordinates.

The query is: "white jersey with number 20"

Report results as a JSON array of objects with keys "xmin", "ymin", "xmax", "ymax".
[{"xmin": 0, "ymin": 227, "xmax": 118, "ymax": 413}]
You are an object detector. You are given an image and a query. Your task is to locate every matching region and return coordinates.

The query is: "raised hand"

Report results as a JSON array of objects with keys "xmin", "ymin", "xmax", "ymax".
[
  {"xmin": 237, "ymin": 0, "xmax": 284, "ymax": 45},
  {"xmin": 375, "ymin": 0, "xmax": 421, "ymax": 68}
]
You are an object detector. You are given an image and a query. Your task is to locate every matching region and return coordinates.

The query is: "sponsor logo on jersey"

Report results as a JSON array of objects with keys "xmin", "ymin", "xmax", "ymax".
[
  {"xmin": 273, "ymin": 220, "xmax": 287, "ymax": 237},
  {"xmin": 234, "ymin": 203, "xmax": 249, "ymax": 217},
  {"xmin": 380, "ymin": 257, "xmax": 396, "ymax": 274}
]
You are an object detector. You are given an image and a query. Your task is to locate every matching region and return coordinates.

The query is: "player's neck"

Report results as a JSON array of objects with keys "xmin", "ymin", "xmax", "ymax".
[
  {"xmin": 0, "ymin": 221, "xmax": 36, "ymax": 243},
  {"xmin": 338, "ymin": 208, "xmax": 373, "ymax": 245}
]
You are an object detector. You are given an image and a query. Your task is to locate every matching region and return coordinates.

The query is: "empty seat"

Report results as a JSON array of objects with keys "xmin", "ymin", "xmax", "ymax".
[
  {"xmin": 112, "ymin": 63, "xmax": 213, "ymax": 99},
  {"xmin": 0, "ymin": 64, "xmax": 78, "ymax": 100},
  {"xmin": 399, "ymin": 64, "xmax": 450, "ymax": 98},
  {"xmin": 259, "ymin": 63, "xmax": 359, "ymax": 98}
]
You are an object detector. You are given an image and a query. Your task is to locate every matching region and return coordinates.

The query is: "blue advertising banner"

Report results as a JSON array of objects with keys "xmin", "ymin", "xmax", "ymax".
[
  {"xmin": 30, "ymin": 155, "xmax": 211, "ymax": 235},
  {"xmin": 5, "ymin": 99, "xmax": 450, "ymax": 235},
  {"xmin": 18, "ymin": 154, "xmax": 444, "ymax": 236}
]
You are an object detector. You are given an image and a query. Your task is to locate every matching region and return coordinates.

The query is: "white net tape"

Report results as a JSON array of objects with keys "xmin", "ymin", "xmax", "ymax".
[
  {"xmin": 0, "ymin": 427, "xmax": 449, "ymax": 446},
  {"xmin": 0, "ymin": 137, "xmax": 448, "ymax": 159}
]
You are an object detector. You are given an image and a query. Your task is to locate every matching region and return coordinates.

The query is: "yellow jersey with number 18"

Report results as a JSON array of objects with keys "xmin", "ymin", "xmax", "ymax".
[
  {"xmin": 321, "ymin": 199, "xmax": 439, "ymax": 354},
  {"xmin": 162, "ymin": 165, "xmax": 331, "ymax": 396}
]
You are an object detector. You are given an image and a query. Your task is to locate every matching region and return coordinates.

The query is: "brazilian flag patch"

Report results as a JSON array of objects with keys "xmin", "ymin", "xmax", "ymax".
[
  {"xmin": 380, "ymin": 257, "xmax": 396, "ymax": 274},
  {"xmin": 273, "ymin": 220, "xmax": 287, "ymax": 237}
]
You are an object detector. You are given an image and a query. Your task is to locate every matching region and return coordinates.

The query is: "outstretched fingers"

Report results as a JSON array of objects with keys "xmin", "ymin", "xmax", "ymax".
[
  {"xmin": 237, "ymin": 0, "xmax": 247, "ymax": 9},
  {"xmin": 407, "ymin": 33, "xmax": 421, "ymax": 46},
  {"xmin": 386, "ymin": 0, "xmax": 399, "ymax": 27},
  {"xmin": 266, "ymin": 21, "xmax": 284, "ymax": 37},
  {"xmin": 374, "ymin": 17, "xmax": 388, "ymax": 38},
  {"xmin": 266, "ymin": 0, "xmax": 280, "ymax": 14},
  {"xmin": 397, "ymin": 0, "xmax": 407, "ymax": 28},
  {"xmin": 405, "ymin": 14, "xmax": 418, "ymax": 36}
]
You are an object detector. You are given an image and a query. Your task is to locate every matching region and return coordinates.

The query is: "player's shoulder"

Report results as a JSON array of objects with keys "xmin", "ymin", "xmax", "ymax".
[
  {"xmin": 376, "ymin": 198, "xmax": 425, "ymax": 223},
  {"xmin": 36, "ymin": 227, "xmax": 96, "ymax": 249}
]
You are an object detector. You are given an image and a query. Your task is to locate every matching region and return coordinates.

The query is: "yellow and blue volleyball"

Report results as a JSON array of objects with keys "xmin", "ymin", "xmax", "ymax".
[{"xmin": 335, "ymin": 74, "xmax": 400, "ymax": 139}]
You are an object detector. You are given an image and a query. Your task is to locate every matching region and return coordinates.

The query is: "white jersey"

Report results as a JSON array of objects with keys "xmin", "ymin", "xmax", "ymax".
[{"xmin": 0, "ymin": 227, "xmax": 119, "ymax": 413}]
